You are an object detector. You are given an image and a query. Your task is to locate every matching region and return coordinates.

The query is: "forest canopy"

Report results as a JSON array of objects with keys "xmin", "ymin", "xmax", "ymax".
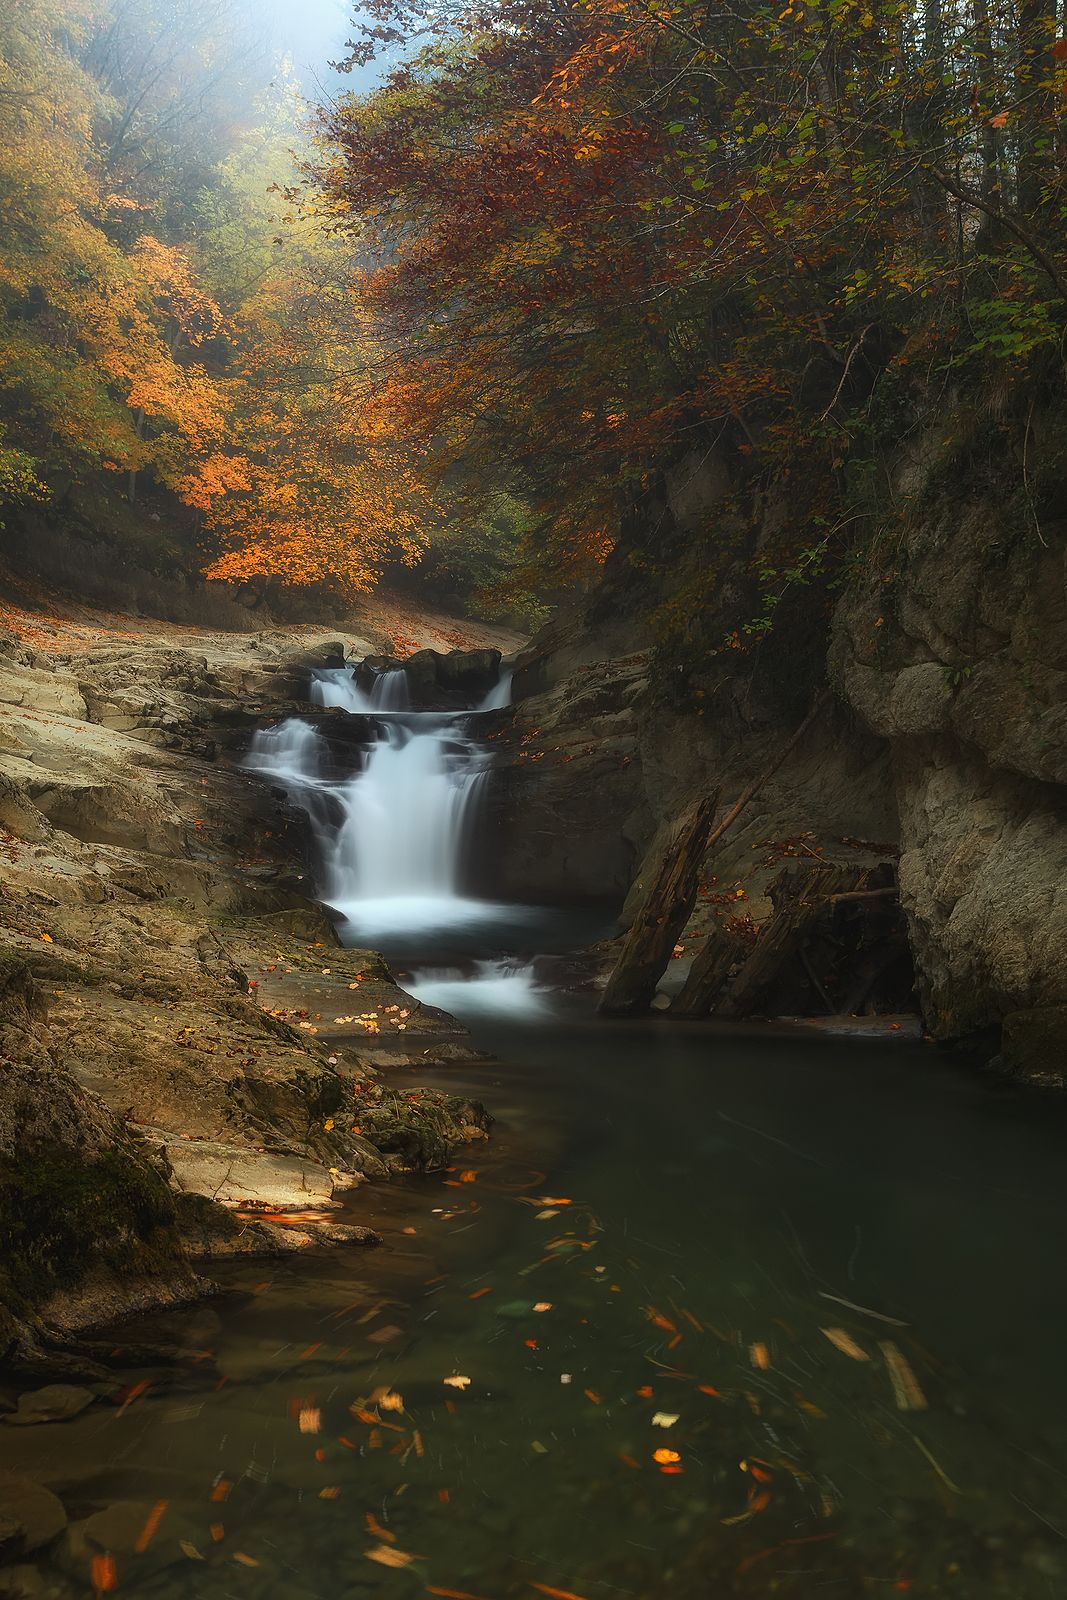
[{"xmin": 1, "ymin": 0, "xmax": 1064, "ymax": 616}]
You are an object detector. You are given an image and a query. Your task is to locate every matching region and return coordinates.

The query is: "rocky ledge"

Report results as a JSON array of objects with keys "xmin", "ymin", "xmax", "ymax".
[{"xmin": 0, "ymin": 608, "xmax": 492, "ymax": 1374}]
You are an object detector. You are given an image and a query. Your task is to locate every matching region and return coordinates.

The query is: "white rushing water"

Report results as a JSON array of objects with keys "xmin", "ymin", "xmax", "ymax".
[
  {"xmin": 404, "ymin": 960, "xmax": 550, "ymax": 1020},
  {"xmin": 247, "ymin": 661, "xmax": 513, "ymax": 944}
]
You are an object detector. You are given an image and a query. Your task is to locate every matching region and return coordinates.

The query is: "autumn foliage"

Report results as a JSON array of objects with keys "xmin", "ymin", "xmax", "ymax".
[
  {"xmin": 0, "ymin": 0, "xmax": 425, "ymax": 593},
  {"xmin": 317, "ymin": 0, "xmax": 1067, "ymax": 602}
]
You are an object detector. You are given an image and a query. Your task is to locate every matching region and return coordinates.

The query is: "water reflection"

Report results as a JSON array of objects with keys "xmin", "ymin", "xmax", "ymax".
[{"xmin": 6, "ymin": 1019, "xmax": 1067, "ymax": 1599}]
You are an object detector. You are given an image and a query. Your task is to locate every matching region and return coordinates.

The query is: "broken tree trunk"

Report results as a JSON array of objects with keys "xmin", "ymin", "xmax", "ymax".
[
  {"xmin": 598, "ymin": 792, "xmax": 721, "ymax": 1017},
  {"xmin": 668, "ymin": 924, "xmax": 744, "ymax": 1018},
  {"xmin": 716, "ymin": 864, "xmax": 856, "ymax": 1020}
]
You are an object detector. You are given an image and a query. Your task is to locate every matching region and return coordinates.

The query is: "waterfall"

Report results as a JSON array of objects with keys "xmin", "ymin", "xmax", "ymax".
[
  {"xmin": 309, "ymin": 665, "xmax": 410, "ymax": 713},
  {"xmin": 248, "ymin": 661, "xmax": 507, "ymax": 944}
]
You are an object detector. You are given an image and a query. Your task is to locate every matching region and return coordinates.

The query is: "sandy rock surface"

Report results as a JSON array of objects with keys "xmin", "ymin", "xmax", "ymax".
[{"xmin": 0, "ymin": 595, "xmax": 503, "ymax": 1362}]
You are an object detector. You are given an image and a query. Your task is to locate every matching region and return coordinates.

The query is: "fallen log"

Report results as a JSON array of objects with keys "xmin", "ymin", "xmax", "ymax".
[
  {"xmin": 716, "ymin": 864, "xmax": 856, "ymax": 1019},
  {"xmin": 599, "ymin": 692, "xmax": 828, "ymax": 1018},
  {"xmin": 598, "ymin": 792, "xmax": 721, "ymax": 1017},
  {"xmin": 668, "ymin": 923, "xmax": 744, "ymax": 1018}
]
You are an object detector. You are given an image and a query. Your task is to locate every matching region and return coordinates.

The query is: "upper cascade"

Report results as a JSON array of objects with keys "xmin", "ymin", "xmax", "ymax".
[{"xmin": 247, "ymin": 651, "xmax": 514, "ymax": 947}]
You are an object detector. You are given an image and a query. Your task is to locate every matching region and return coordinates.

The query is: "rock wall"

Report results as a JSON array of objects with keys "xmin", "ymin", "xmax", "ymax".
[
  {"xmin": 0, "ymin": 612, "xmax": 490, "ymax": 1367},
  {"xmin": 488, "ymin": 457, "xmax": 1066, "ymax": 1080},
  {"xmin": 830, "ymin": 497, "xmax": 1067, "ymax": 1078}
]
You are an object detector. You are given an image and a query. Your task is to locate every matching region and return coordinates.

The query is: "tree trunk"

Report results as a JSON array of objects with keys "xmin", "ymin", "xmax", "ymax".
[
  {"xmin": 716, "ymin": 865, "xmax": 856, "ymax": 1020},
  {"xmin": 1015, "ymin": 0, "xmax": 1058, "ymax": 215},
  {"xmin": 668, "ymin": 923, "xmax": 743, "ymax": 1018},
  {"xmin": 598, "ymin": 792, "xmax": 720, "ymax": 1017}
]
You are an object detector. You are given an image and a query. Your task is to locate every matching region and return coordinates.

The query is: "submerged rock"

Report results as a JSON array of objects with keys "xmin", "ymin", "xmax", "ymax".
[
  {"xmin": 0, "ymin": 1472, "xmax": 67, "ymax": 1557},
  {"xmin": 4, "ymin": 1386, "xmax": 94, "ymax": 1426}
]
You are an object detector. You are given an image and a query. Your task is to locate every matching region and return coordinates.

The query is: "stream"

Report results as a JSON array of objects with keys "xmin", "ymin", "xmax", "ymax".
[{"xmin": 6, "ymin": 664, "xmax": 1067, "ymax": 1598}]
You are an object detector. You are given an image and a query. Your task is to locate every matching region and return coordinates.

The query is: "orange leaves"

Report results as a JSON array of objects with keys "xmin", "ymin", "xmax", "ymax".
[
  {"xmin": 366, "ymin": 1544, "xmax": 418, "ymax": 1568},
  {"xmin": 133, "ymin": 1500, "xmax": 169, "ymax": 1553},
  {"xmin": 90, "ymin": 1554, "xmax": 117, "ymax": 1593}
]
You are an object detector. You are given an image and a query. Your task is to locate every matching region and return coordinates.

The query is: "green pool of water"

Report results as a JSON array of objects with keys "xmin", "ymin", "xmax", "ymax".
[{"xmin": 5, "ymin": 1015, "xmax": 1067, "ymax": 1599}]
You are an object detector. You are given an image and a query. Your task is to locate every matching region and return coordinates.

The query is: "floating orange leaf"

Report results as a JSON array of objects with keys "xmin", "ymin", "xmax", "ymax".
[
  {"xmin": 821, "ymin": 1327, "xmax": 869, "ymax": 1361},
  {"xmin": 91, "ymin": 1554, "xmax": 117, "ymax": 1593},
  {"xmin": 366, "ymin": 1544, "xmax": 417, "ymax": 1568},
  {"xmin": 134, "ymin": 1499, "xmax": 168, "ymax": 1553}
]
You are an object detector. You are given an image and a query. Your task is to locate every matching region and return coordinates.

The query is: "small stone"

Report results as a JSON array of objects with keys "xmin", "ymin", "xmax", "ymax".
[
  {"xmin": 0, "ymin": 1471, "xmax": 67, "ymax": 1554},
  {"xmin": 5, "ymin": 1386, "xmax": 95, "ymax": 1426}
]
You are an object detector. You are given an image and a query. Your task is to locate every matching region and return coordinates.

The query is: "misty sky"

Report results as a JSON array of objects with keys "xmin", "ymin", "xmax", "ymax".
[{"xmin": 268, "ymin": 0, "xmax": 402, "ymax": 99}]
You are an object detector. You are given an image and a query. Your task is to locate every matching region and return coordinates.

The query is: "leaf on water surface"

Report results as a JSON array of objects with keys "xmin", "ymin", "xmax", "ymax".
[
  {"xmin": 644, "ymin": 1307, "xmax": 677, "ymax": 1333},
  {"xmin": 749, "ymin": 1343, "xmax": 770, "ymax": 1369},
  {"xmin": 443, "ymin": 1375, "xmax": 471, "ymax": 1389},
  {"xmin": 794, "ymin": 1394, "xmax": 827, "ymax": 1417},
  {"xmin": 209, "ymin": 1523, "xmax": 225, "ymax": 1542},
  {"xmin": 426, "ymin": 1587, "xmax": 494, "ymax": 1599},
  {"xmin": 559, "ymin": 1373, "xmax": 572, "ymax": 1384},
  {"xmin": 880, "ymin": 1342, "xmax": 927, "ymax": 1411},
  {"xmin": 233, "ymin": 1552, "xmax": 259, "ymax": 1567},
  {"xmin": 319, "ymin": 1486, "xmax": 342, "ymax": 1499},
  {"xmin": 533, "ymin": 1302, "xmax": 553, "ymax": 1312},
  {"xmin": 821, "ymin": 1327, "xmax": 870, "ymax": 1361},
  {"xmin": 90, "ymin": 1554, "xmax": 117, "ymax": 1592},
  {"xmin": 651, "ymin": 1412, "xmax": 680, "ymax": 1428},
  {"xmin": 366, "ymin": 1512, "xmax": 396, "ymax": 1543},
  {"xmin": 298, "ymin": 1406, "xmax": 321, "ymax": 1433},
  {"xmin": 536, "ymin": 1209, "xmax": 560, "ymax": 1220},
  {"xmin": 367, "ymin": 1324, "xmax": 404, "ymax": 1345},
  {"xmin": 134, "ymin": 1499, "xmax": 169, "ymax": 1553},
  {"xmin": 529, "ymin": 1584, "xmax": 592, "ymax": 1600},
  {"xmin": 652, "ymin": 1447, "xmax": 681, "ymax": 1464},
  {"xmin": 366, "ymin": 1544, "xmax": 417, "ymax": 1568},
  {"xmin": 531, "ymin": 1439, "xmax": 549, "ymax": 1453},
  {"xmin": 179, "ymin": 1541, "xmax": 204, "ymax": 1560},
  {"xmin": 370, "ymin": 1387, "xmax": 405, "ymax": 1412}
]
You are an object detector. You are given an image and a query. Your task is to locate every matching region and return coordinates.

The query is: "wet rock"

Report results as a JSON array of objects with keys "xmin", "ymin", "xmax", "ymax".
[
  {"xmin": 59, "ymin": 1498, "xmax": 202, "ymax": 1585},
  {"xmin": 998, "ymin": 1006, "xmax": 1067, "ymax": 1088},
  {"xmin": 0, "ymin": 1473, "xmax": 67, "ymax": 1559},
  {"xmin": 0, "ymin": 1017, "xmax": 203, "ymax": 1361},
  {"xmin": 4, "ymin": 1386, "xmax": 95, "ymax": 1426},
  {"xmin": 356, "ymin": 647, "xmax": 503, "ymax": 709},
  {"xmin": 174, "ymin": 1191, "xmax": 379, "ymax": 1256},
  {"xmin": 159, "ymin": 1132, "xmax": 354, "ymax": 1209}
]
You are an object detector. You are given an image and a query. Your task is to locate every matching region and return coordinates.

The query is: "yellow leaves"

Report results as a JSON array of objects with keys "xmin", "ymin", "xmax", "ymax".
[
  {"xmin": 880, "ymin": 1342, "xmax": 927, "ymax": 1411},
  {"xmin": 442, "ymin": 1375, "xmax": 471, "ymax": 1389},
  {"xmin": 365, "ymin": 1544, "xmax": 417, "ymax": 1568},
  {"xmin": 821, "ymin": 1327, "xmax": 869, "ymax": 1361},
  {"xmin": 652, "ymin": 1446, "xmax": 681, "ymax": 1464}
]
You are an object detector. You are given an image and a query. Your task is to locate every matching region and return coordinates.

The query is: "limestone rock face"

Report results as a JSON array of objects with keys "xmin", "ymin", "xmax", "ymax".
[
  {"xmin": 491, "ymin": 477, "xmax": 1064, "ymax": 1071},
  {"xmin": 0, "ymin": 963, "xmax": 204, "ymax": 1361},
  {"xmin": 831, "ymin": 501, "xmax": 1067, "ymax": 1068},
  {"xmin": 0, "ymin": 619, "xmax": 488, "ymax": 1356}
]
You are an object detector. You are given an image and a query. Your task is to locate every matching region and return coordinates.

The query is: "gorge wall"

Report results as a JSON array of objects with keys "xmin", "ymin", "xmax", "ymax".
[{"xmin": 485, "ymin": 436, "xmax": 1066, "ymax": 1082}]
